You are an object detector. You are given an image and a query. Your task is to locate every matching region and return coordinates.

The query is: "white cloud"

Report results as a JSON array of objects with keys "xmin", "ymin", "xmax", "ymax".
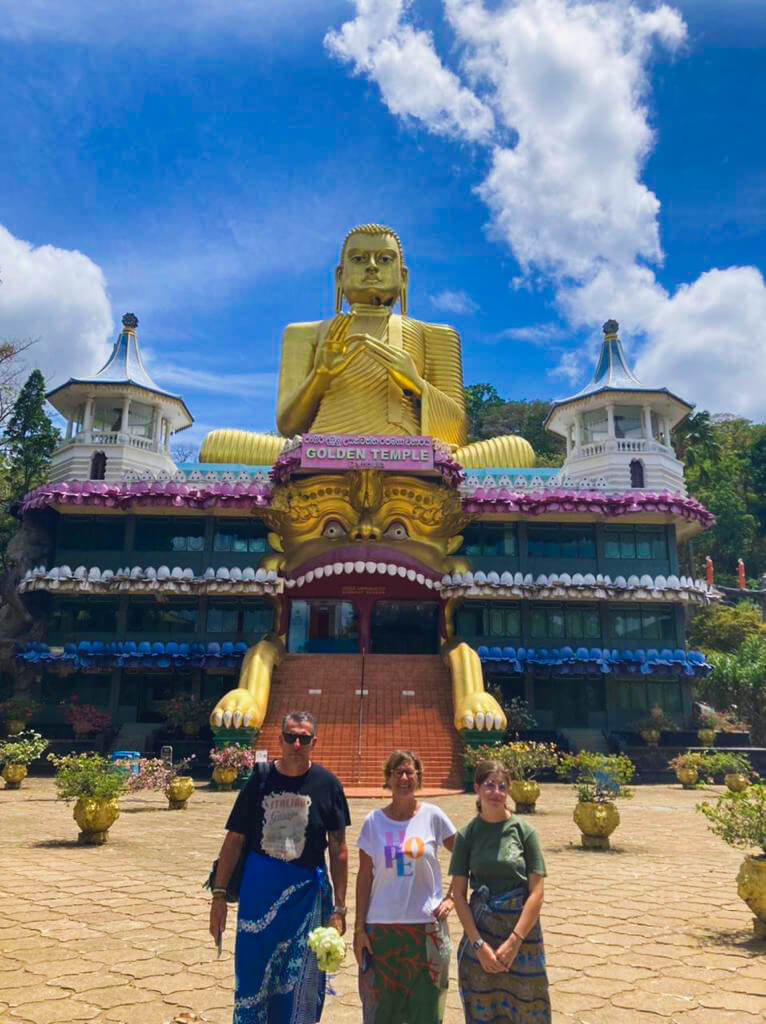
[
  {"xmin": 148, "ymin": 359, "xmax": 278, "ymax": 401},
  {"xmin": 499, "ymin": 322, "xmax": 567, "ymax": 345},
  {"xmin": 325, "ymin": 0, "xmax": 495, "ymax": 141},
  {"xmin": 326, "ymin": 0, "xmax": 766, "ymax": 419},
  {"xmin": 0, "ymin": 224, "xmax": 112, "ymax": 389},
  {"xmin": 429, "ymin": 289, "xmax": 479, "ymax": 314}
]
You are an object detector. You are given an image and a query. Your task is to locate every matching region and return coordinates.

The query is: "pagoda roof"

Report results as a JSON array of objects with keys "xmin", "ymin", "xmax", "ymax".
[{"xmin": 46, "ymin": 313, "xmax": 192, "ymax": 427}]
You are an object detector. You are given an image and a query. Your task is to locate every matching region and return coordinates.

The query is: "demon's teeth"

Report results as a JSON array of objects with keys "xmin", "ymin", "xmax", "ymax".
[
  {"xmin": 344, "ymin": 561, "xmax": 354, "ymax": 574},
  {"xmin": 297, "ymin": 576, "xmax": 305, "ymax": 587},
  {"xmin": 387, "ymin": 564, "xmax": 397, "ymax": 576},
  {"xmin": 305, "ymin": 570, "xmax": 314, "ymax": 583},
  {"xmin": 314, "ymin": 566, "xmax": 325, "ymax": 579},
  {"xmin": 354, "ymin": 560, "xmax": 365, "ymax": 573},
  {"xmin": 376, "ymin": 562, "xmax": 387, "ymax": 574},
  {"xmin": 365, "ymin": 560, "xmax": 377, "ymax": 573},
  {"xmin": 333, "ymin": 562, "xmax": 343, "ymax": 575},
  {"xmin": 415, "ymin": 572, "xmax": 424, "ymax": 585},
  {"xmin": 397, "ymin": 566, "xmax": 407, "ymax": 577}
]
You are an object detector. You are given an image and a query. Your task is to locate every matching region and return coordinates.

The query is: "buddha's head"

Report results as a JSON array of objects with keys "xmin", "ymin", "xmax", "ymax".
[
  {"xmin": 336, "ymin": 223, "xmax": 409, "ymax": 313},
  {"xmin": 260, "ymin": 470, "xmax": 469, "ymax": 583}
]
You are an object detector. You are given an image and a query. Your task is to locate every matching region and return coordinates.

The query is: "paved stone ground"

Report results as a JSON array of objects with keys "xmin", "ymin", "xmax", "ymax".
[{"xmin": 1, "ymin": 779, "xmax": 764, "ymax": 1024}]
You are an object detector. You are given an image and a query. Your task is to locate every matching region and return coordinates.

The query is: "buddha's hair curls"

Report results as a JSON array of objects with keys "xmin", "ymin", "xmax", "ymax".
[{"xmin": 339, "ymin": 224, "xmax": 405, "ymax": 266}]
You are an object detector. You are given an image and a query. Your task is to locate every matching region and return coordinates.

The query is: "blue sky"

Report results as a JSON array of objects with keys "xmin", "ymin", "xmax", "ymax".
[{"xmin": 0, "ymin": 0, "xmax": 764, "ymax": 451}]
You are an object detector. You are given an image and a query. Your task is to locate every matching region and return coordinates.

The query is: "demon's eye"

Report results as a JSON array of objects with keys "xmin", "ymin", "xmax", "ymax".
[
  {"xmin": 322, "ymin": 520, "xmax": 347, "ymax": 539},
  {"xmin": 384, "ymin": 521, "xmax": 409, "ymax": 540}
]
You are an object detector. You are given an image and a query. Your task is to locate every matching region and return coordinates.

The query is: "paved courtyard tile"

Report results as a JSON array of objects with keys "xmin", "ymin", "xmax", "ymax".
[{"xmin": 1, "ymin": 779, "xmax": 764, "ymax": 1023}]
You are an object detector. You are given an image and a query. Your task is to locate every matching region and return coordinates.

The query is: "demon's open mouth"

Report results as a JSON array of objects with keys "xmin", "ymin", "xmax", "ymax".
[{"xmin": 282, "ymin": 543, "xmax": 443, "ymax": 589}]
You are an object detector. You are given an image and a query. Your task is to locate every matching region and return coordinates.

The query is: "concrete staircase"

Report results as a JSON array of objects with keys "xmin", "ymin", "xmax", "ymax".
[
  {"xmin": 563, "ymin": 728, "xmax": 609, "ymax": 754},
  {"xmin": 109, "ymin": 722, "xmax": 161, "ymax": 755},
  {"xmin": 256, "ymin": 654, "xmax": 464, "ymax": 790}
]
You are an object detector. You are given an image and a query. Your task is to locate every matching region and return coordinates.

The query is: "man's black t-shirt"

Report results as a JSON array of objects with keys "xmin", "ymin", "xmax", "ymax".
[{"xmin": 226, "ymin": 761, "xmax": 351, "ymax": 871}]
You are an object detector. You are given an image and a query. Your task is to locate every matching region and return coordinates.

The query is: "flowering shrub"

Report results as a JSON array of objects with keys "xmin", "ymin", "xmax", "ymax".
[
  {"xmin": 209, "ymin": 745, "xmax": 257, "ymax": 774},
  {"xmin": 697, "ymin": 785, "xmax": 766, "ymax": 854},
  {"xmin": 307, "ymin": 926, "xmax": 346, "ymax": 972},
  {"xmin": 706, "ymin": 751, "xmax": 756, "ymax": 780},
  {"xmin": 120, "ymin": 755, "xmax": 195, "ymax": 793},
  {"xmin": 161, "ymin": 694, "xmax": 214, "ymax": 734},
  {"xmin": 48, "ymin": 752, "xmax": 126, "ymax": 801},
  {"xmin": 556, "ymin": 752, "xmax": 635, "ymax": 803},
  {"xmin": 0, "ymin": 696, "xmax": 41, "ymax": 723},
  {"xmin": 0, "ymin": 730, "xmax": 48, "ymax": 765},
  {"xmin": 667, "ymin": 751, "xmax": 716, "ymax": 778},
  {"xmin": 463, "ymin": 741, "xmax": 558, "ymax": 780},
  {"xmin": 488, "ymin": 689, "xmax": 537, "ymax": 737},
  {"xmin": 62, "ymin": 695, "xmax": 112, "ymax": 735}
]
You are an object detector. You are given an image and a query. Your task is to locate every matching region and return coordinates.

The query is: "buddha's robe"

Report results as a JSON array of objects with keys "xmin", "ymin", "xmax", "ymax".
[{"xmin": 277, "ymin": 308, "xmax": 466, "ymax": 447}]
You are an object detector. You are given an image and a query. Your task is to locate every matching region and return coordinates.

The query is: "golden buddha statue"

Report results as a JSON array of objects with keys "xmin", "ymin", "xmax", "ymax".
[{"xmin": 200, "ymin": 224, "xmax": 534, "ymax": 469}]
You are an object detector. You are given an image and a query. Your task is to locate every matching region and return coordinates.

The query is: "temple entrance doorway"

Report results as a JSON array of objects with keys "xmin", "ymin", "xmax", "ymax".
[{"xmin": 287, "ymin": 599, "xmax": 359, "ymax": 653}]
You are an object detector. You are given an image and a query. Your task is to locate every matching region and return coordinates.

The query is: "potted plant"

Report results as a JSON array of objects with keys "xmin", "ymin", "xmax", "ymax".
[
  {"xmin": 463, "ymin": 742, "xmax": 505, "ymax": 792},
  {"xmin": 504, "ymin": 742, "xmax": 558, "ymax": 813},
  {"xmin": 556, "ymin": 752, "xmax": 635, "ymax": 849},
  {"xmin": 48, "ymin": 752, "xmax": 126, "ymax": 844},
  {"xmin": 667, "ymin": 751, "xmax": 713, "ymax": 789},
  {"xmin": 708, "ymin": 751, "xmax": 755, "ymax": 793},
  {"xmin": 488, "ymin": 689, "xmax": 537, "ymax": 739},
  {"xmin": 161, "ymin": 694, "xmax": 214, "ymax": 738},
  {"xmin": 121, "ymin": 755, "xmax": 196, "ymax": 809},
  {"xmin": 62, "ymin": 695, "xmax": 112, "ymax": 738},
  {"xmin": 0, "ymin": 730, "xmax": 48, "ymax": 789},
  {"xmin": 697, "ymin": 785, "xmax": 766, "ymax": 937},
  {"xmin": 635, "ymin": 705, "xmax": 672, "ymax": 746},
  {"xmin": 0, "ymin": 696, "xmax": 41, "ymax": 735},
  {"xmin": 697, "ymin": 711, "xmax": 718, "ymax": 747},
  {"xmin": 209, "ymin": 745, "xmax": 257, "ymax": 791}
]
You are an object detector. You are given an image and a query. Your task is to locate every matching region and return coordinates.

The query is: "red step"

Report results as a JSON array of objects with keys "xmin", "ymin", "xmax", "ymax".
[{"xmin": 257, "ymin": 654, "xmax": 464, "ymax": 789}]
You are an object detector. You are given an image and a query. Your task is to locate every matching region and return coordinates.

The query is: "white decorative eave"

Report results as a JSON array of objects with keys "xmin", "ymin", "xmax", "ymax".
[{"xmin": 19, "ymin": 565, "xmax": 282, "ymax": 596}]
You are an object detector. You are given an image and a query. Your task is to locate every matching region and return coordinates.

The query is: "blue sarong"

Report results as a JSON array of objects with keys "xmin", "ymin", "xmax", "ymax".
[{"xmin": 234, "ymin": 853, "xmax": 332, "ymax": 1024}]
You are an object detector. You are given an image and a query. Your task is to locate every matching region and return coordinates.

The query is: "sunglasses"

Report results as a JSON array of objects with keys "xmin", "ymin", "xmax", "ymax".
[
  {"xmin": 282, "ymin": 732, "xmax": 314, "ymax": 746},
  {"xmin": 480, "ymin": 781, "xmax": 508, "ymax": 793}
]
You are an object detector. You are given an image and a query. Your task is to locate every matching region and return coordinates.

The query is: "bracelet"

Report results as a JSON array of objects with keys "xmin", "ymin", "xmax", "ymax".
[
  {"xmin": 512, "ymin": 929, "xmax": 524, "ymax": 942},
  {"xmin": 332, "ymin": 905, "xmax": 347, "ymax": 916},
  {"xmin": 211, "ymin": 888, "xmax": 228, "ymax": 896}
]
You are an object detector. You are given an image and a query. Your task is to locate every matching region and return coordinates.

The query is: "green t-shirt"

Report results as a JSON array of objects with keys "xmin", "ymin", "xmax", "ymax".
[{"xmin": 449, "ymin": 815, "xmax": 546, "ymax": 895}]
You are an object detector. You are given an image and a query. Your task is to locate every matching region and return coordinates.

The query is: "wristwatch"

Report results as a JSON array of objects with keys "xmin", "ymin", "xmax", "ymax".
[
  {"xmin": 332, "ymin": 905, "xmax": 347, "ymax": 916},
  {"xmin": 471, "ymin": 938, "xmax": 484, "ymax": 951}
]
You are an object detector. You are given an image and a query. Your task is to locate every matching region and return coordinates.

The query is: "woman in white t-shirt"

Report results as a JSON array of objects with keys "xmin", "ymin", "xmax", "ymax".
[{"xmin": 354, "ymin": 749, "xmax": 456, "ymax": 1024}]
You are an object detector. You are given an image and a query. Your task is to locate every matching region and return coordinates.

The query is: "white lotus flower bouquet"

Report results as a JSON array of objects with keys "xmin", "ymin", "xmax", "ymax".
[{"xmin": 307, "ymin": 926, "xmax": 347, "ymax": 973}]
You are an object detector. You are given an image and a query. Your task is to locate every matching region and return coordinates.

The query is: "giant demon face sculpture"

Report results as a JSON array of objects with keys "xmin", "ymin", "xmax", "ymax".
[{"xmin": 260, "ymin": 470, "xmax": 470, "ymax": 582}]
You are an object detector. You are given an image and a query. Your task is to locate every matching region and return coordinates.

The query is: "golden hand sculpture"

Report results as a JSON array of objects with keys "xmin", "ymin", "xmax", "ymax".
[{"xmin": 199, "ymin": 223, "xmax": 534, "ymax": 469}]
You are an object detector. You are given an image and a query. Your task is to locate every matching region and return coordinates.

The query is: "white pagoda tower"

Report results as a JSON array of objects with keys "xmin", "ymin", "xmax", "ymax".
[
  {"xmin": 45, "ymin": 313, "xmax": 193, "ymax": 483},
  {"xmin": 545, "ymin": 319, "xmax": 692, "ymax": 494}
]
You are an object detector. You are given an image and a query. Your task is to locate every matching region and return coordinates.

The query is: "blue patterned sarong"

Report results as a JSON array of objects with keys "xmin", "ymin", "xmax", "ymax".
[
  {"xmin": 234, "ymin": 853, "xmax": 332, "ymax": 1024},
  {"xmin": 457, "ymin": 885, "xmax": 551, "ymax": 1023}
]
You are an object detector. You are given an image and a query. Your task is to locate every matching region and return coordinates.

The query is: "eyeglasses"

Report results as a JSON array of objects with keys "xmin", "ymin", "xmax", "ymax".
[
  {"xmin": 393, "ymin": 768, "xmax": 417, "ymax": 778},
  {"xmin": 282, "ymin": 732, "xmax": 314, "ymax": 746},
  {"xmin": 480, "ymin": 781, "xmax": 508, "ymax": 793}
]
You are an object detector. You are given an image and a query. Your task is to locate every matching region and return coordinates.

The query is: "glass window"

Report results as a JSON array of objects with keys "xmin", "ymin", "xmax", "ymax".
[
  {"xmin": 584, "ymin": 610, "xmax": 600, "ymax": 638},
  {"xmin": 202, "ymin": 674, "xmax": 236, "ymax": 702},
  {"xmin": 531, "ymin": 608, "xmax": 546, "ymax": 638},
  {"xmin": 459, "ymin": 523, "xmax": 517, "ymax": 557},
  {"xmin": 288, "ymin": 600, "xmax": 358, "ymax": 654},
  {"xmin": 128, "ymin": 401, "xmax": 154, "ymax": 438},
  {"xmin": 127, "ymin": 602, "xmax": 198, "ymax": 634},
  {"xmin": 213, "ymin": 520, "xmax": 268, "ymax": 553},
  {"xmin": 565, "ymin": 608, "xmax": 583, "ymax": 637},
  {"xmin": 48, "ymin": 599, "xmax": 119, "ymax": 634},
  {"xmin": 134, "ymin": 518, "xmax": 205, "ymax": 552},
  {"xmin": 206, "ymin": 601, "xmax": 273, "ymax": 635},
  {"xmin": 527, "ymin": 526, "xmax": 596, "ymax": 559},
  {"xmin": 92, "ymin": 401, "xmax": 123, "ymax": 433},
  {"xmin": 504, "ymin": 608, "xmax": 521, "ymax": 635},
  {"xmin": 582, "ymin": 409, "xmax": 608, "ymax": 443},
  {"xmin": 614, "ymin": 405, "xmax": 644, "ymax": 440},
  {"xmin": 549, "ymin": 611, "xmax": 565, "ymax": 637},
  {"xmin": 207, "ymin": 604, "xmax": 239, "ymax": 633},
  {"xmin": 488, "ymin": 609, "xmax": 505, "ymax": 636},
  {"xmin": 604, "ymin": 528, "xmax": 668, "ymax": 560},
  {"xmin": 455, "ymin": 605, "xmax": 484, "ymax": 635},
  {"xmin": 620, "ymin": 532, "xmax": 636, "ymax": 559},
  {"xmin": 651, "ymin": 411, "xmax": 667, "ymax": 445},
  {"xmin": 608, "ymin": 607, "xmax": 675, "ymax": 644},
  {"xmin": 57, "ymin": 516, "xmax": 125, "ymax": 551}
]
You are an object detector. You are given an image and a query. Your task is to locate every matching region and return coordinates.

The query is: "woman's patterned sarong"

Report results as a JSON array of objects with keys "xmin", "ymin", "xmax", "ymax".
[
  {"xmin": 359, "ymin": 920, "xmax": 451, "ymax": 1024},
  {"xmin": 234, "ymin": 853, "xmax": 331, "ymax": 1024},
  {"xmin": 457, "ymin": 886, "xmax": 551, "ymax": 1024}
]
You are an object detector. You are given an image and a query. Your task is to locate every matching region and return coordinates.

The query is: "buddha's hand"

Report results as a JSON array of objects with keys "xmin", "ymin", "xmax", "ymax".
[
  {"xmin": 210, "ymin": 689, "xmax": 261, "ymax": 730},
  {"xmin": 454, "ymin": 691, "xmax": 507, "ymax": 733},
  {"xmin": 345, "ymin": 333, "xmax": 424, "ymax": 396},
  {"xmin": 313, "ymin": 322, "xmax": 364, "ymax": 381}
]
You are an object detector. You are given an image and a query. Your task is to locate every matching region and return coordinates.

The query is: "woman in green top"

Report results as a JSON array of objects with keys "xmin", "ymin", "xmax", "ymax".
[{"xmin": 449, "ymin": 759, "xmax": 551, "ymax": 1023}]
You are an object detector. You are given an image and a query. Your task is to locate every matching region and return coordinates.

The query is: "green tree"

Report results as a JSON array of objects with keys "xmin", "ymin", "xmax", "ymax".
[
  {"xmin": 688, "ymin": 601, "xmax": 765, "ymax": 654},
  {"xmin": 697, "ymin": 635, "xmax": 766, "ymax": 745},
  {"xmin": 1, "ymin": 369, "xmax": 59, "ymax": 500},
  {"xmin": 673, "ymin": 410, "xmax": 721, "ymax": 473},
  {"xmin": 464, "ymin": 383, "xmax": 502, "ymax": 440},
  {"xmin": 465, "ymin": 391, "xmax": 566, "ymax": 464}
]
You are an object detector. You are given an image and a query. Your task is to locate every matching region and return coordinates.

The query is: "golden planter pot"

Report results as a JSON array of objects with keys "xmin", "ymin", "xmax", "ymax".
[
  {"xmin": 676, "ymin": 767, "xmax": 698, "ymax": 789},
  {"xmin": 510, "ymin": 779, "xmax": 540, "ymax": 813},
  {"xmin": 166, "ymin": 775, "xmax": 195, "ymax": 809},
  {"xmin": 6, "ymin": 719, "xmax": 25, "ymax": 735},
  {"xmin": 640, "ymin": 729, "xmax": 660, "ymax": 746},
  {"xmin": 212, "ymin": 766, "xmax": 238, "ymax": 791},
  {"xmin": 697, "ymin": 729, "xmax": 716, "ymax": 747},
  {"xmin": 573, "ymin": 801, "xmax": 620, "ymax": 850},
  {"xmin": 725, "ymin": 773, "xmax": 749, "ymax": 793},
  {"xmin": 2, "ymin": 764, "xmax": 28, "ymax": 789},
  {"xmin": 73, "ymin": 797, "xmax": 120, "ymax": 845},
  {"xmin": 736, "ymin": 855, "xmax": 766, "ymax": 938}
]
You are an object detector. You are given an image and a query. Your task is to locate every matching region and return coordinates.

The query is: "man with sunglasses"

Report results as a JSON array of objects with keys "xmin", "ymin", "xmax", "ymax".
[{"xmin": 210, "ymin": 711, "xmax": 350, "ymax": 1023}]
